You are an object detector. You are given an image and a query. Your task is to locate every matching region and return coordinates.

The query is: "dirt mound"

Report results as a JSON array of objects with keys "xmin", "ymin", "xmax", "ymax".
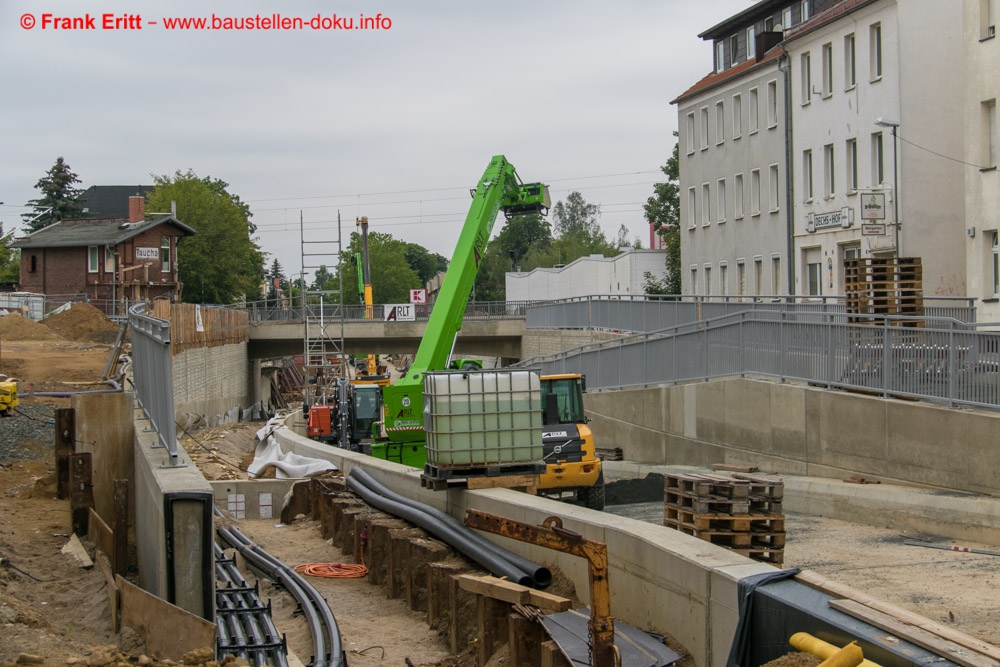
[
  {"xmin": 41, "ymin": 302, "xmax": 119, "ymax": 342},
  {"xmin": 0, "ymin": 313, "xmax": 64, "ymax": 341}
]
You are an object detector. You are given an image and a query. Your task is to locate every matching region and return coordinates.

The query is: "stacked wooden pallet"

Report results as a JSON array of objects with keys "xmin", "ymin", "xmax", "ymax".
[
  {"xmin": 663, "ymin": 472, "xmax": 785, "ymax": 564},
  {"xmin": 844, "ymin": 257, "xmax": 924, "ymax": 326}
]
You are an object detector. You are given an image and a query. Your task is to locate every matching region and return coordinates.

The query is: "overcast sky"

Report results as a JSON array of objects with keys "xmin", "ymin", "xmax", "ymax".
[{"xmin": 0, "ymin": 1, "xmax": 748, "ymax": 281}]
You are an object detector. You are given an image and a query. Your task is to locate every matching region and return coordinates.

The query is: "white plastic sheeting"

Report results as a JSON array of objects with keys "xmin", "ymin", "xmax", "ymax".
[{"xmin": 248, "ymin": 418, "xmax": 338, "ymax": 479}]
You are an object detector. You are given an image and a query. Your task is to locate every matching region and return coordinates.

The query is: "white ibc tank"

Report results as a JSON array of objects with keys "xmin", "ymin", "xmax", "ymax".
[{"xmin": 423, "ymin": 370, "xmax": 542, "ymax": 467}]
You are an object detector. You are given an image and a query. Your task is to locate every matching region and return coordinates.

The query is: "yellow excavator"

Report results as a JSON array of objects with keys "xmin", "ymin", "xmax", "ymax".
[
  {"xmin": 0, "ymin": 379, "xmax": 18, "ymax": 417},
  {"xmin": 354, "ymin": 216, "xmax": 390, "ymax": 387}
]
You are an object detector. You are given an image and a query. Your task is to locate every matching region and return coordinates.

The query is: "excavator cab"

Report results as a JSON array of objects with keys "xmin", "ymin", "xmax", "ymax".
[{"xmin": 502, "ymin": 183, "xmax": 551, "ymax": 219}]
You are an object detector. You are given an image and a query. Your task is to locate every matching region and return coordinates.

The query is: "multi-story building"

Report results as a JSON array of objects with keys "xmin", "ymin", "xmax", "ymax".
[
  {"xmin": 783, "ymin": 0, "xmax": 965, "ymax": 297},
  {"xmin": 964, "ymin": 0, "xmax": 1000, "ymax": 320},
  {"xmin": 676, "ymin": 0, "xmax": 968, "ymax": 299}
]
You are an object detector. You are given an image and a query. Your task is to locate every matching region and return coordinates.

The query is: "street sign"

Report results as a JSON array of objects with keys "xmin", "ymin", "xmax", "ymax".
[
  {"xmin": 861, "ymin": 192, "xmax": 887, "ymax": 220},
  {"xmin": 861, "ymin": 223, "xmax": 887, "ymax": 236},
  {"xmin": 384, "ymin": 304, "xmax": 415, "ymax": 321},
  {"xmin": 409, "ymin": 289, "xmax": 426, "ymax": 304}
]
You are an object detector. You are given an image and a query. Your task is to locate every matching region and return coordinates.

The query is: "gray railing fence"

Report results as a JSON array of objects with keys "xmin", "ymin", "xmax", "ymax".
[
  {"xmin": 518, "ymin": 309, "xmax": 1000, "ymax": 411},
  {"xmin": 246, "ymin": 299, "xmax": 539, "ymax": 324},
  {"xmin": 128, "ymin": 302, "xmax": 181, "ymax": 466}
]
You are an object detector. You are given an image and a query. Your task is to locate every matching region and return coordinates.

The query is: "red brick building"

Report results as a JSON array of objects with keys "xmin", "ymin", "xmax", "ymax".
[{"xmin": 12, "ymin": 196, "xmax": 195, "ymax": 314}]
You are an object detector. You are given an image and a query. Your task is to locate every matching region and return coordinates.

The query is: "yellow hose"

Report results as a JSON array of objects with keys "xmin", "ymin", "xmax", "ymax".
[{"xmin": 790, "ymin": 633, "xmax": 880, "ymax": 667}]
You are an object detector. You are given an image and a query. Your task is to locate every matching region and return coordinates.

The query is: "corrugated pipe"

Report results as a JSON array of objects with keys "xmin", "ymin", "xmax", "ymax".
[
  {"xmin": 346, "ymin": 468, "xmax": 537, "ymax": 588},
  {"xmin": 18, "ymin": 378, "xmax": 122, "ymax": 398},
  {"xmin": 349, "ymin": 466, "xmax": 552, "ymax": 588}
]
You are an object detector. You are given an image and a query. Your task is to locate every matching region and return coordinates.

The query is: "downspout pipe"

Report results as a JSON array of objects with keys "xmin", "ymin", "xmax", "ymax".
[
  {"xmin": 349, "ymin": 466, "xmax": 551, "ymax": 588},
  {"xmin": 345, "ymin": 471, "xmax": 535, "ymax": 587},
  {"xmin": 778, "ymin": 50, "xmax": 796, "ymax": 296}
]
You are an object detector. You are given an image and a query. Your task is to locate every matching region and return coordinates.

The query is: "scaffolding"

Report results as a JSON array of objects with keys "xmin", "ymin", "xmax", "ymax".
[{"xmin": 300, "ymin": 211, "xmax": 347, "ymax": 404}]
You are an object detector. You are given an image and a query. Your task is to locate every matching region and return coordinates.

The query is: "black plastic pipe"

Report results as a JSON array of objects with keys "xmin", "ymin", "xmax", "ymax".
[
  {"xmin": 346, "ymin": 471, "xmax": 534, "ymax": 586},
  {"xmin": 349, "ymin": 466, "xmax": 552, "ymax": 588}
]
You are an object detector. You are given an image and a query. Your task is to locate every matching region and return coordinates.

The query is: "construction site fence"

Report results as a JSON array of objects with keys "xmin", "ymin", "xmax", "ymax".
[
  {"xmin": 128, "ymin": 302, "xmax": 180, "ymax": 466},
  {"xmin": 518, "ymin": 308, "xmax": 1000, "ymax": 411},
  {"xmin": 523, "ymin": 295, "xmax": 977, "ymax": 332},
  {"xmin": 150, "ymin": 301, "xmax": 250, "ymax": 354},
  {"xmin": 245, "ymin": 299, "xmax": 539, "ymax": 324}
]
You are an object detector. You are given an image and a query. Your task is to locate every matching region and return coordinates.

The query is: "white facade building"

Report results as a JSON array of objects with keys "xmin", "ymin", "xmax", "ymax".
[
  {"xmin": 964, "ymin": 0, "xmax": 1000, "ymax": 320},
  {"xmin": 784, "ymin": 0, "xmax": 966, "ymax": 297},
  {"xmin": 505, "ymin": 250, "xmax": 668, "ymax": 302}
]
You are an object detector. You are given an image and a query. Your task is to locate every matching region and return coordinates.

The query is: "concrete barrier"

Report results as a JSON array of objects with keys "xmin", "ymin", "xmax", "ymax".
[{"xmin": 272, "ymin": 419, "xmax": 775, "ymax": 667}]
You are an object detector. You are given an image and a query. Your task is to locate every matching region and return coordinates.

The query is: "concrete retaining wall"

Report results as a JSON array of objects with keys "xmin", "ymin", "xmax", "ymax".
[
  {"xmin": 521, "ymin": 329, "xmax": 621, "ymax": 358},
  {"xmin": 172, "ymin": 342, "xmax": 252, "ymax": 424},
  {"xmin": 585, "ymin": 377, "xmax": 1000, "ymax": 495},
  {"xmin": 272, "ymin": 420, "xmax": 773, "ymax": 667}
]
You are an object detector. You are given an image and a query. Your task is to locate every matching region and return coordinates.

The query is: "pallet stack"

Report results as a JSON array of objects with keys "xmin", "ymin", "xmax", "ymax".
[
  {"xmin": 663, "ymin": 472, "xmax": 785, "ymax": 564},
  {"xmin": 844, "ymin": 257, "xmax": 924, "ymax": 326}
]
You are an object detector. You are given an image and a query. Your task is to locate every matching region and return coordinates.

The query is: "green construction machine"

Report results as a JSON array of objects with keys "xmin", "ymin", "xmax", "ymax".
[{"xmin": 373, "ymin": 155, "xmax": 550, "ymax": 466}]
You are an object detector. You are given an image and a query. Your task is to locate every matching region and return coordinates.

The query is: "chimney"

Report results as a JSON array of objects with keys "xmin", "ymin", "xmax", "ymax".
[{"xmin": 128, "ymin": 196, "xmax": 145, "ymax": 223}]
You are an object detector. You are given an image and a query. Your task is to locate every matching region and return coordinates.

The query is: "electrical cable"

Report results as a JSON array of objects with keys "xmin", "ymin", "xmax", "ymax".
[
  {"xmin": 293, "ymin": 523, "xmax": 369, "ymax": 579},
  {"xmin": 0, "ymin": 556, "xmax": 46, "ymax": 582}
]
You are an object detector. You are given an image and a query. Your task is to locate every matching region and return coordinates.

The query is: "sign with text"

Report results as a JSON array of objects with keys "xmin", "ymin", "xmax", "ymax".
[
  {"xmin": 862, "ymin": 223, "xmax": 887, "ymax": 236},
  {"xmin": 860, "ymin": 192, "xmax": 887, "ymax": 220},
  {"xmin": 135, "ymin": 247, "xmax": 159, "ymax": 260},
  {"xmin": 409, "ymin": 289, "xmax": 426, "ymax": 304},
  {"xmin": 384, "ymin": 304, "xmax": 415, "ymax": 321},
  {"xmin": 812, "ymin": 211, "xmax": 846, "ymax": 230}
]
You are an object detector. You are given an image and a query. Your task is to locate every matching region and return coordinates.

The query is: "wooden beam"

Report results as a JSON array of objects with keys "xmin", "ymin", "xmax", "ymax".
[
  {"xmin": 54, "ymin": 408, "xmax": 75, "ymax": 499},
  {"xmin": 527, "ymin": 589, "xmax": 572, "ymax": 613},
  {"xmin": 113, "ymin": 480, "xmax": 129, "ymax": 578},
  {"xmin": 69, "ymin": 453, "xmax": 93, "ymax": 537},
  {"xmin": 459, "ymin": 574, "xmax": 530, "ymax": 605},
  {"xmin": 829, "ymin": 600, "xmax": 1000, "ymax": 667}
]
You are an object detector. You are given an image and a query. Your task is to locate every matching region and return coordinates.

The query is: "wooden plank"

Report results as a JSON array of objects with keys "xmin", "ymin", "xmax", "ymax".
[
  {"xmin": 541, "ymin": 640, "xmax": 572, "ymax": 667},
  {"xmin": 113, "ymin": 480, "xmax": 128, "ymax": 578},
  {"xmin": 796, "ymin": 570, "xmax": 1000, "ymax": 662},
  {"xmin": 88, "ymin": 507, "xmax": 114, "ymax": 558},
  {"xmin": 117, "ymin": 574, "xmax": 216, "ymax": 660},
  {"xmin": 60, "ymin": 534, "xmax": 93, "ymax": 569},
  {"xmin": 477, "ymin": 595, "xmax": 510, "ymax": 667},
  {"xmin": 459, "ymin": 574, "xmax": 531, "ymax": 605},
  {"xmin": 54, "ymin": 408, "xmax": 75, "ymax": 500},
  {"xmin": 712, "ymin": 464, "xmax": 759, "ymax": 473},
  {"xmin": 829, "ymin": 600, "xmax": 1000, "ymax": 667},
  {"xmin": 95, "ymin": 552, "xmax": 120, "ymax": 633},
  {"xmin": 527, "ymin": 589, "xmax": 572, "ymax": 613},
  {"xmin": 465, "ymin": 474, "xmax": 538, "ymax": 491},
  {"xmin": 509, "ymin": 612, "xmax": 544, "ymax": 667},
  {"xmin": 69, "ymin": 453, "xmax": 93, "ymax": 537}
]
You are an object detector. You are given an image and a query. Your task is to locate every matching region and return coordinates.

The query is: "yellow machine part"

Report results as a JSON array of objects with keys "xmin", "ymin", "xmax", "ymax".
[
  {"xmin": 537, "ymin": 422, "xmax": 602, "ymax": 490},
  {"xmin": 790, "ymin": 633, "xmax": 878, "ymax": 667},
  {"xmin": 0, "ymin": 380, "xmax": 19, "ymax": 415}
]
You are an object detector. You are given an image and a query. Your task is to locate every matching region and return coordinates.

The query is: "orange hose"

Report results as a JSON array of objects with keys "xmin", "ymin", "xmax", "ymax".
[{"xmin": 294, "ymin": 540, "xmax": 368, "ymax": 579}]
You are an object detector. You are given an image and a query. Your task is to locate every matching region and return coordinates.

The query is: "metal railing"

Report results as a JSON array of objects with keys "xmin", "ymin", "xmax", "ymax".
[
  {"xmin": 128, "ymin": 302, "xmax": 181, "ymax": 466},
  {"xmin": 525, "ymin": 295, "xmax": 978, "ymax": 333},
  {"xmin": 518, "ymin": 310, "xmax": 1000, "ymax": 411},
  {"xmin": 245, "ymin": 299, "xmax": 540, "ymax": 325}
]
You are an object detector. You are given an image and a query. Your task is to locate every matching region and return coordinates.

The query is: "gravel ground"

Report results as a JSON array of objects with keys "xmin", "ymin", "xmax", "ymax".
[{"xmin": 0, "ymin": 401, "xmax": 56, "ymax": 464}]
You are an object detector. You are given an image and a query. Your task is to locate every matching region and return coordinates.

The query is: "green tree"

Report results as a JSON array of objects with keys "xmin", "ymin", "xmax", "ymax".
[
  {"xmin": 339, "ymin": 231, "xmax": 420, "ymax": 304},
  {"xmin": 404, "ymin": 244, "xmax": 448, "ymax": 284},
  {"xmin": 552, "ymin": 191, "xmax": 601, "ymax": 240},
  {"xmin": 644, "ymin": 133, "xmax": 682, "ymax": 295},
  {"xmin": 266, "ymin": 258, "xmax": 288, "ymax": 304},
  {"xmin": 21, "ymin": 157, "xmax": 86, "ymax": 232},
  {"xmin": 146, "ymin": 171, "xmax": 264, "ymax": 304},
  {"xmin": 473, "ymin": 213, "xmax": 552, "ymax": 302},
  {"xmin": 310, "ymin": 265, "xmax": 334, "ymax": 291},
  {"xmin": 0, "ymin": 223, "xmax": 20, "ymax": 282}
]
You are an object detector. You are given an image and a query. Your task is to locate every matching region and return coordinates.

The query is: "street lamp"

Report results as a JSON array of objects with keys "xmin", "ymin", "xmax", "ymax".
[{"xmin": 874, "ymin": 117, "xmax": 900, "ymax": 256}]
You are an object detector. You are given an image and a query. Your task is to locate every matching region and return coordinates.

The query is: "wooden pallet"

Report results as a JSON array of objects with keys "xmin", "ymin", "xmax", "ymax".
[
  {"xmin": 596, "ymin": 447, "xmax": 623, "ymax": 461},
  {"xmin": 665, "ymin": 472, "xmax": 751, "ymax": 499},
  {"xmin": 664, "ymin": 507, "xmax": 785, "ymax": 533},
  {"xmin": 665, "ymin": 523, "xmax": 786, "ymax": 549}
]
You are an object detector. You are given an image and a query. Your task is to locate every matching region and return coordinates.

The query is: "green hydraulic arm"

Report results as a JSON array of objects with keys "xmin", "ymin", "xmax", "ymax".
[{"xmin": 377, "ymin": 155, "xmax": 549, "ymax": 465}]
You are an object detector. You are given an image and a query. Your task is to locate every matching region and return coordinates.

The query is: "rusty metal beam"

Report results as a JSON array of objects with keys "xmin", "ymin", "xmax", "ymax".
[{"xmin": 464, "ymin": 510, "xmax": 615, "ymax": 667}]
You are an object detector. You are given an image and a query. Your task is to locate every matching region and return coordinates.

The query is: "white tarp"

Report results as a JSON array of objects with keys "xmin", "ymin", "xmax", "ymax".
[{"xmin": 248, "ymin": 418, "xmax": 337, "ymax": 479}]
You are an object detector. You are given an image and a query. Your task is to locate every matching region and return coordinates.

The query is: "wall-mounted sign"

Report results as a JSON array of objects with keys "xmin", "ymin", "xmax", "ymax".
[
  {"xmin": 807, "ymin": 208, "xmax": 853, "ymax": 232},
  {"xmin": 860, "ymin": 192, "xmax": 887, "ymax": 220},
  {"xmin": 384, "ymin": 304, "xmax": 415, "ymax": 321},
  {"xmin": 410, "ymin": 289, "xmax": 427, "ymax": 304},
  {"xmin": 861, "ymin": 223, "xmax": 887, "ymax": 236},
  {"xmin": 135, "ymin": 247, "xmax": 159, "ymax": 260}
]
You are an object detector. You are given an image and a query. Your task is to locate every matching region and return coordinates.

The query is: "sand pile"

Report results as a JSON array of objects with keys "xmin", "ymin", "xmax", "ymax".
[
  {"xmin": 0, "ymin": 313, "xmax": 64, "ymax": 341},
  {"xmin": 42, "ymin": 302, "xmax": 120, "ymax": 343}
]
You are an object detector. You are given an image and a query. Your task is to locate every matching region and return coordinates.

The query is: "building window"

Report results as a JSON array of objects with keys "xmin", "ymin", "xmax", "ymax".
[
  {"xmin": 730, "ymin": 34, "xmax": 740, "ymax": 66},
  {"xmin": 844, "ymin": 244, "xmax": 862, "ymax": 261},
  {"xmin": 782, "ymin": 7, "xmax": 793, "ymax": 30},
  {"xmin": 720, "ymin": 263, "xmax": 729, "ymax": 296},
  {"xmin": 769, "ymin": 164, "xmax": 780, "ymax": 212},
  {"xmin": 751, "ymin": 169, "xmax": 761, "ymax": 216},
  {"xmin": 801, "ymin": 0, "xmax": 811, "ymax": 21},
  {"xmin": 702, "ymin": 183, "xmax": 711, "ymax": 225},
  {"xmin": 733, "ymin": 93, "xmax": 742, "ymax": 138},
  {"xmin": 983, "ymin": 0, "xmax": 996, "ymax": 39},
  {"xmin": 716, "ymin": 101, "xmax": 725, "ymax": 145},
  {"xmin": 754, "ymin": 257, "xmax": 763, "ymax": 296},
  {"xmin": 846, "ymin": 138, "xmax": 859, "ymax": 192},
  {"xmin": 801, "ymin": 52, "xmax": 812, "ymax": 104},
  {"xmin": 844, "ymin": 33, "xmax": 856, "ymax": 88},
  {"xmin": 690, "ymin": 266, "xmax": 698, "ymax": 295},
  {"xmin": 749, "ymin": 87, "xmax": 759, "ymax": 133},
  {"xmin": 872, "ymin": 132, "xmax": 885, "ymax": 185},
  {"xmin": 704, "ymin": 265, "xmax": 713, "ymax": 295},
  {"xmin": 771, "ymin": 255, "xmax": 781, "ymax": 295},
  {"xmin": 824, "ymin": 143, "xmax": 836, "ymax": 197},
  {"xmin": 765, "ymin": 16, "xmax": 774, "ymax": 32},
  {"xmin": 803, "ymin": 149, "xmax": 814, "ymax": 201},
  {"xmin": 992, "ymin": 231, "xmax": 999, "ymax": 296},
  {"xmin": 985, "ymin": 99, "xmax": 998, "ymax": 169},
  {"xmin": 701, "ymin": 106, "xmax": 710, "ymax": 149},
  {"xmin": 161, "ymin": 236, "xmax": 171, "ymax": 273},
  {"xmin": 688, "ymin": 187, "xmax": 697, "ymax": 228},
  {"xmin": 735, "ymin": 173, "xmax": 745, "ymax": 219},
  {"xmin": 767, "ymin": 80, "xmax": 778, "ymax": 127},
  {"xmin": 737, "ymin": 260, "xmax": 746, "ymax": 297},
  {"xmin": 105, "ymin": 247, "xmax": 115, "ymax": 274},
  {"xmin": 717, "ymin": 178, "xmax": 727, "ymax": 222},
  {"xmin": 686, "ymin": 112, "xmax": 695, "ymax": 155},
  {"xmin": 29, "ymin": 255, "xmax": 37, "ymax": 273},
  {"xmin": 716, "ymin": 41, "xmax": 725, "ymax": 73},
  {"xmin": 870, "ymin": 23, "xmax": 882, "ymax": 81},
  {"xmin": 88, "ymin": 246, "xmax": 99, "ymax": 273},
  {"xmin": 807, "ymin": 261, "xmax": 822, "ymax": 295},
  {"xmin": 822, "ymin": 43, "xmax": 833, "ymax": 97},
  {"xmin": 747, "ymin": 26, "xmax": 756, "ymax": 59}
]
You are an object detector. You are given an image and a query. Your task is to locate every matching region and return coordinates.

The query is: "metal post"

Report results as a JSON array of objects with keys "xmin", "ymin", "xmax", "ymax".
[{"xmin": 892, "ymin": 126, "xmax": 900, "ymax": 256}]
